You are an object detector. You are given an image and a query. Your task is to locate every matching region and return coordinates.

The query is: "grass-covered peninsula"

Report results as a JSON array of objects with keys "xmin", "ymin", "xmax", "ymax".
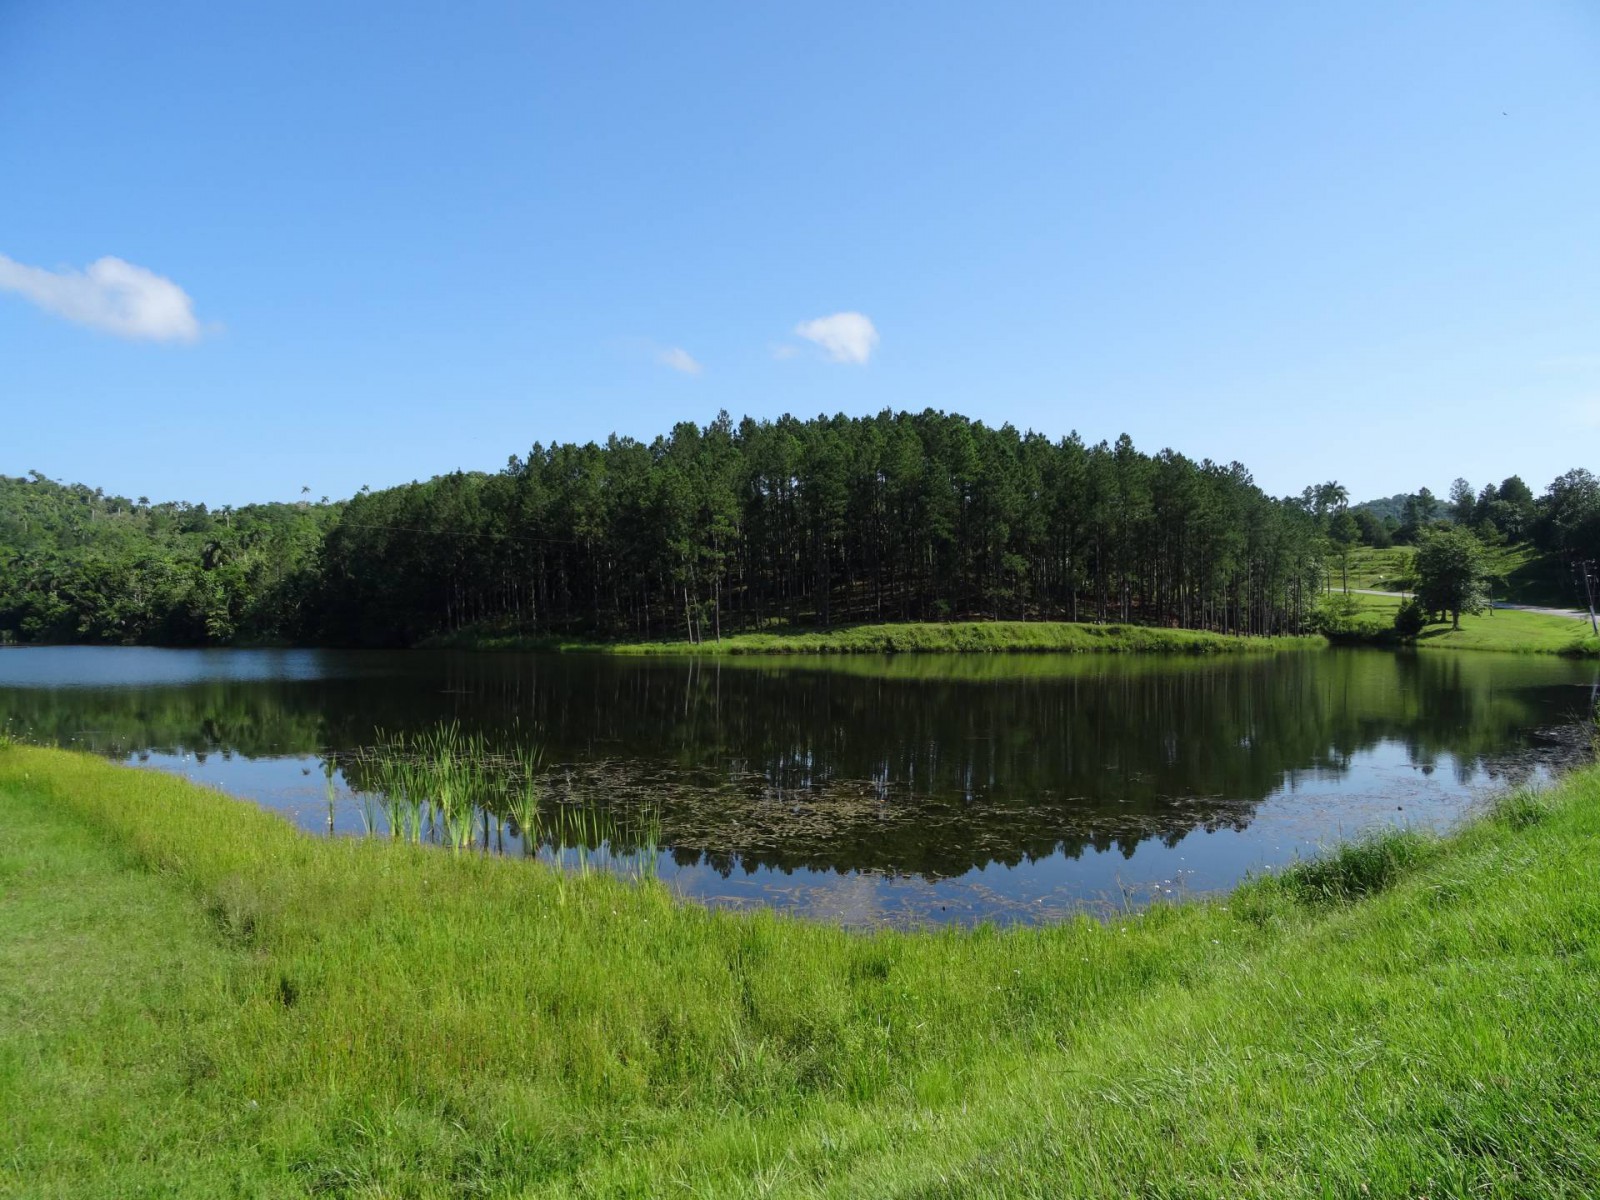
[
  {"xmin": 4, "ymin": 741, "xmax": 1599, "ymax": 1197},
  {"xmin": 429, "ymin": 618, "xmax": 1325, "ymax": 656},
  {"xmin": 432, "ymin": 605, "xmax": 1598, "ymax": 657}
]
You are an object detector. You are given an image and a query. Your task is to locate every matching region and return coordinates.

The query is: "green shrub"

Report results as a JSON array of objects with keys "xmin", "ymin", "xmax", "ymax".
[
  {"xmin": 1393, "ymin": 597, "xmax": 1427, "ymax": 638},
  {"xmin": 1309, "ymin": 594, "xmax": 1389, "ymax": 641}
]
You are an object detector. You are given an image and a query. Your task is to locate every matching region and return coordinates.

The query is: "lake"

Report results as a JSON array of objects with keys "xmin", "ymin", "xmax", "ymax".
[{"xmin": 2, "ymin": 645, "xmax": 1594, "ymax": 927}]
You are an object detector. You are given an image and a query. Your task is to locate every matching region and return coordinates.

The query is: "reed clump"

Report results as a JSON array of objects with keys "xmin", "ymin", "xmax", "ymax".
[{"xmin": 343, "ymin": 723, "xmax": 660, "ymax": 880}]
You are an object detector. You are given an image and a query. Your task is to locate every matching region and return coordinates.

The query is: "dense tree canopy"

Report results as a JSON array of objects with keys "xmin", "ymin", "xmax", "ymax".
[
  {"xmin": 314, "ymin": 411, "xmax": 1329, "ymax": 645},
  {"xmin": 1536, "ymin": 469, "xmax": 1600, "ymax": 563},
  {"xmin": 2, "ymin": 410, "xmax": 1594, "ymax": 646},
  {"xmin": 0, "ymin": 473, "xmax": 330, "ymax": 644}
]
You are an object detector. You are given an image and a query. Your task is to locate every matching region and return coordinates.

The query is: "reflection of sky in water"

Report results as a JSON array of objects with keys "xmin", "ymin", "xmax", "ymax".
[
  {"xmin": 126, "ymin": 734, "xmax": 1564, "ymax": 929},
  {"xmin": 0, "ymin": 646, "xmax": 357, "ymax": 688}
]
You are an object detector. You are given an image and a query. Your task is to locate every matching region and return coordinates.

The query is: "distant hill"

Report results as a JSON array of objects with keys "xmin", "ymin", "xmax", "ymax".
[{"xmin": 1351, "ymin": 493, "xmax": 1410, "ymax": 523}]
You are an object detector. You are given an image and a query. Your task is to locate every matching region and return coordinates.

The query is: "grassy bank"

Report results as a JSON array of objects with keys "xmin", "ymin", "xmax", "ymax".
[
  {"xmin": 430, "ymin": 619, "xmax": 1324, "ymax": 656},
  {"xmin": 4, "ymin": 743, "xmax": 1600, "ymax": 1196},
  {"xmin": 1322, "ymin": 592, "xmax": 1599, "ymax": 656}
]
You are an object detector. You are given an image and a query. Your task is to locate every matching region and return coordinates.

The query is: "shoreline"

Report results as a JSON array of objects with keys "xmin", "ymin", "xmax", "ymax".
[{"xmin": 423, "ymin": 619, "xmax": 1326, "ymax": 656}]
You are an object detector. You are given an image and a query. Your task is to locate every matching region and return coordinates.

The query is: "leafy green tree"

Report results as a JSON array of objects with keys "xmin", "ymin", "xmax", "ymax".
[
  {"xmin": 1414, "ymin": 527, "xmax": 1490, "ymax": 630},
  {"xmin": 1300, "ymin": 480, "xmax": 1347, "ymax": 525},
  {"xmin": 1329, "ymin": 510, "xmax": 1359, "ymax": 593},
  {"xmin": 1536, "ymin": 469, "xmax": 1600, "ymax": 562},
  {"xmin": 1498, "ymin": 475, "xmax": 1535, "ymax": 510},
  {"xmin": 1398, "ymin": 487, "xmax": 1440, "ymax": 544},
  {"xmin": 1352, "ymin": 509, "xmax": 1390, "ymax": 548}
]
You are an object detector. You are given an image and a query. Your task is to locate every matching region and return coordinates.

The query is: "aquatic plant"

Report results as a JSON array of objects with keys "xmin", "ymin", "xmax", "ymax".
[
  {"xmin": 321, "ymin": 756, "xmax": 338, "ymax": 835},
  {"xmin": 354, "ymin": 788, "xmax": 381, "ymax": 836},
  {"xmin": 628, "ymin": 805, "xmax": 662, "ymax": 882},
  {"xmin": 341, "ymin": 724, "xmax": 664, "ymax": 887},
  {"xmin": 509, "ymin": 745, "xmax": 542, "ymax": 840},
  {"xmin": 444, "ymin": 803, "xmax": 475, "ymax": 851}
]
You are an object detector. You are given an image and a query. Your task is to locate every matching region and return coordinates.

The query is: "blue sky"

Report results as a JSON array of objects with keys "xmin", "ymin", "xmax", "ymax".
[{"xmin": 2, "ymin": 1, "xmax": 1598, "ymax": 506}]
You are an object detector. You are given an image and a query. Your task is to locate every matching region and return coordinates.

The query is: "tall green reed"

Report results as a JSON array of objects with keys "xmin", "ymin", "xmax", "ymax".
[{"xmin": 344, "ymin": 723, "xmax": 660, "ymax": 885}]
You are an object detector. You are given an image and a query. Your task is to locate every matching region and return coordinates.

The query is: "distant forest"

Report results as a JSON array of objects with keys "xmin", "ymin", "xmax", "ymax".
[{"xmin": 3, "ymin": 410, "xmax": 1597, "ymax": 647}]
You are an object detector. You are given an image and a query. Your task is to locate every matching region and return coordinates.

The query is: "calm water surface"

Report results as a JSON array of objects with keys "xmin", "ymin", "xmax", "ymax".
[{"xmin": 2, "ymin": 646, "xmax": 1594, "ymax": 927}]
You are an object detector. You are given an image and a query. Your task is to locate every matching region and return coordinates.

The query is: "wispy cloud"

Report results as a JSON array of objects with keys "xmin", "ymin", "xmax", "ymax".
[
  {"xmin": 794, "ymin": 311, "xmax": 878, "ymax": 365},
  {"xmin": 0, "ymin": 253, "xmax": 206, "ymax": 342},
  {"xmin": 658, "ymin": 346, "xmax": 703, "ymax": 375}
]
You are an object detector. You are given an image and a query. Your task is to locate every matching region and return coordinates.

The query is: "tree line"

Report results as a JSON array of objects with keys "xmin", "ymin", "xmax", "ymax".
[
  {"xmin": 0, "ymin": 471, "xmax": 330, "ymax": 644},
  {"xmin": 3, "ymin": 410, "xmax": 1596, "ymax": 646},
  {"xmin": 1340, "ymin": 470, "xmax": 1599, "ymax": 557},
  {"xmin": 318, "ymin": 411, "xmax": 1328, "ymax": 643}
]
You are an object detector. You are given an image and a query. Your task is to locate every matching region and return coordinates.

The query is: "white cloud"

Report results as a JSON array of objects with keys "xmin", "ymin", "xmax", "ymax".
[
  {"xmin": 0, "ymin": 253, "xmax": 205, "ymax": 342},
  {"xmin": 770, "ymin": 343, "xmax": 798, "ymax": 360},
  {"xmin": 658, "ymin": 346, "xmax": 702, "ymax": 375},
  {"xmin": 794, "ymin": 311, "xmax": 878, "ymax": 364}
]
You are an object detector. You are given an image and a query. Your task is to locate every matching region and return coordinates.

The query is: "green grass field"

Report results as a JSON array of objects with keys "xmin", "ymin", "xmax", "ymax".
[
  {"xmin": 1326, "ymin": 592, "xmax": 1599, "ymax": 656},
  {"xmin": 4, "ymin": 742, "xmax": 1600, "ymax": 1197},
  {"xmin": 1329, "ymin": 542, "xmax": 1584, "ymax": 609},
  {"xmin": 1329, "ymin": 545, "xmax": 1417, "ymax": 592},
  {"xmin": 434, "ymin": 619, "xmax": 1323, "ymax": 656}
]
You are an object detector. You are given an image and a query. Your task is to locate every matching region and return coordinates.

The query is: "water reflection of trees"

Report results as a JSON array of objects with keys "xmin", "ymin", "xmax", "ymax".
[{"xmin": 1, "ymin": 650, "xmax": 1591, "ymax": 878}]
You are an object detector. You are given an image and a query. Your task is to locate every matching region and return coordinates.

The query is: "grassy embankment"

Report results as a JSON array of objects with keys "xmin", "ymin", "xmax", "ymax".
[
  {"xmin": 1322, "ymin": 541, "xmax": 1596, "ymax": 655},
  {"xmin": 431, "ymin": 620, "xmax": 1322, "ymax": 656},
  {"xmin": 1333, "ymin": 543, "xmax": 1584, "ymax": 607},
  {"xmin": 1321, "ymin": 592, "xmax": 1599, "ymax": 657},
  {"xmin": 4, "ymin": 741, "xmax": 1600, "ymax": 1196},
  {"xmin": 1331, "ymin": 544, "xmax": 1417, "ymax": 592}
]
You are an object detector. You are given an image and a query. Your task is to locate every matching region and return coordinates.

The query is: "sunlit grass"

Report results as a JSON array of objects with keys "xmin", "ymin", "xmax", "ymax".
[
  {"xmin": 435, "ymin": 619, "xmax": 1326, "ymax": 656},
  {"xmin": 1341, "ymin": 592, "xmax": 1598, "ymax": 656},
  {"xmin": 3, "ymin": 742, "xmax": 1599, "ymax": 1196},
  {"xmin": 1330, "ymin": 544, "xmax": 1416, "ymax": 591}
]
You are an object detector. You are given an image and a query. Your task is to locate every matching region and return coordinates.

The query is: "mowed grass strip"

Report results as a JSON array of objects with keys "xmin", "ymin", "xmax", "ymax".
[
  {"xmin": 2, "ymin": 743, "xmax": 1598, "ymax": 1197},
  {"xmin": 0, "ymin": 758, "xmax": 262, "ymax": 1196}
]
